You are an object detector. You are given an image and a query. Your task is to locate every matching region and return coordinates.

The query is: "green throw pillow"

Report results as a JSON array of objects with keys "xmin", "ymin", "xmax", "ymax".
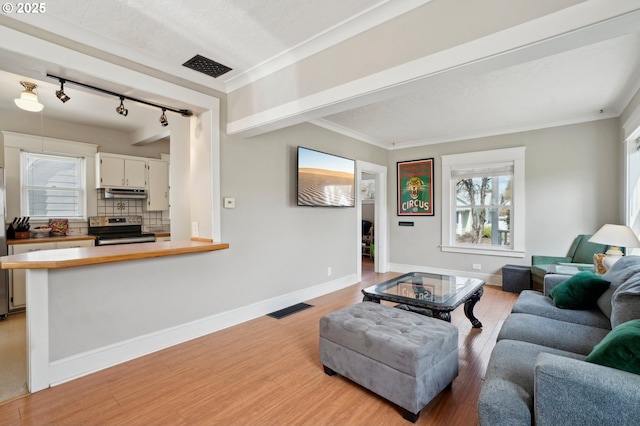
[
  {"xmin": 585, "ymin": 319, "xmax": 640, "ymax": 375},
  {"xmin": 549, "ymin": 271, "xmax": 610, "ymax": 309}
]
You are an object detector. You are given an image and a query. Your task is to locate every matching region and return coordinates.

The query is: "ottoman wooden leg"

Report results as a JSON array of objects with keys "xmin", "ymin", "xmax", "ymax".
[
  {"xmin": 402, "ymin": 408, "xmax": 420, "ymax": 423},
  {"xmin": 323, "ymin": 365, "xmax": 337, "ymax": 376}
]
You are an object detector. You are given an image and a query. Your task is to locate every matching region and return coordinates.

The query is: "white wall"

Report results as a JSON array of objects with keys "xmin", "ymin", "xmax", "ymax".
[
  {"xmin": 217, "ymin": 122, "xmax": 387, "ymax": 305},
  {"xmin": 387, "ymin": 118, "xmax": 622, "ymax": 284},
  {"xmin": 362, "ymin": 202, "xmax": 375, "ymax": 223}
]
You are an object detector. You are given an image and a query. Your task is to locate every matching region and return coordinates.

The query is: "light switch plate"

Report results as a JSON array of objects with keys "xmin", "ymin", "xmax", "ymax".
[{"xmin": 223, "ymin": 197, "xmax": 236, "ymax": 208}]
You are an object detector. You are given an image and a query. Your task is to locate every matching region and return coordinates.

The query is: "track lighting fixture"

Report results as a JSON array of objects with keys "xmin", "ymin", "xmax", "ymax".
[
  {"xmin": 46, "ymin": 73, "xmax": 193, "ymax": 127},
  {"xmin": 55, "ymin": 79, "xmax": 70, "ymax": 103},
  {"xmin": 14, "ymin": 81, "xmax": 44, "ymax": 112},
  {"xmin": 159, "ymin": 109, "xmax": 169, "ymax": 127},
  {"xmin": 116, "ymin": 97, "xmax": 128, "ymax": 117}
]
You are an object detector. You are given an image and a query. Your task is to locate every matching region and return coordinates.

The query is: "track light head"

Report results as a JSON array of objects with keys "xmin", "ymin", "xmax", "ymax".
[
  {"xmin": 159, "ymin": 109, "xmax": 169, "ymax": 127},
  {"xmin": 56, "ymin": 79, "xmax": 70, "ymax": 103},
  {"xmin": 116, "ymin": 97, "xmax": 128, "ymax": 117}
]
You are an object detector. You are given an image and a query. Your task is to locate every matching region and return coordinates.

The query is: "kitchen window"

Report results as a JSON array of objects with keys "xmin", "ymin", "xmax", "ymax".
[
  {"xmin": 21, "ymin": 151, "xmax": 86, "ymax": 220},
  {"xmin": 441, "ymin": 147, "xmax": 525, "ymax": 257}
]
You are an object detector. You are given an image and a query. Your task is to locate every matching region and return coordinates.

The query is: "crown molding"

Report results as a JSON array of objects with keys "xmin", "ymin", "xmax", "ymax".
[
  {"xmin": 310, "ymin": 118, "xmax": 390, "ymax": 149},
  {"xmin": 388, "ymin": 111, "xmax": 619, "ymax": 150}
]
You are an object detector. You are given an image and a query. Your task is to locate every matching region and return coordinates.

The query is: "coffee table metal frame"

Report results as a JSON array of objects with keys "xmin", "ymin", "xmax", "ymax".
[{"xmin": 362, "ymin": 272, "xmax": 485, "ymax": 328}]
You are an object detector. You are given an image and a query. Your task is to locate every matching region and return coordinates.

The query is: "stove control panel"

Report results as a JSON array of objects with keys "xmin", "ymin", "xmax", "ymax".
[{"xmin": 89, "ymin": 216, "xmax": 143, "ymax": 227}]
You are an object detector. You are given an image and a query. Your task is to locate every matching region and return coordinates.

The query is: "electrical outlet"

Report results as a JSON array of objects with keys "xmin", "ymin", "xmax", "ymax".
[
  {"xmin": 191, "ymin": 221, "xmax": 199, "ymax": 237},
  {"xmin": 223, "ymin": 197, "xmax": 236, "ymax": 209},
  {"xmin": 327, "ymin": 267, "xmax": 332, "ymax": 276},
  {"xmin": 472, "ymin": 263, "xmax": 482, "ymax": 270}
]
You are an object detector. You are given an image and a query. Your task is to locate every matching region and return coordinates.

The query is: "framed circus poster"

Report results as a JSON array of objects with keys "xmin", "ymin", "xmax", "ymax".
[{"xmin": 397, "ymin": 158, "xmax": 434, "ymax": 216}]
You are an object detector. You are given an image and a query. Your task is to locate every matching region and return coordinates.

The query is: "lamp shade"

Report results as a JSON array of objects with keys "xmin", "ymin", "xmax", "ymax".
[
  {"xmin": 589, "ymin": 224, "xmax": 640, "ymax": 249},
  {"xmin": 14, "ymin": 81, "xmax": 44, "ymax": 112}
]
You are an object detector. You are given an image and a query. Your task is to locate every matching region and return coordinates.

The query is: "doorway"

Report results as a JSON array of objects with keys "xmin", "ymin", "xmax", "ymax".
[{"xmin": 356, "ymin": 160, "xmax": 388, "ymax": 281}]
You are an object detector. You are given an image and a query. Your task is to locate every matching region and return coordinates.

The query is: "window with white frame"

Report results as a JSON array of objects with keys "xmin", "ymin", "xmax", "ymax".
[
  {"xmin": 21, "ymin": 151, "xmax": 86, "ymax": 220},
  {"xmin": 441, "ymin": 147, "xmax": 525, "ymax": 257}
]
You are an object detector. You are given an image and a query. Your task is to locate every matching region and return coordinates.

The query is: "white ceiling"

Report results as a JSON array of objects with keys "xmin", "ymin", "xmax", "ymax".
[{"xmin": 2, "ymin": 1, "xmax": 640, "ymax": 148}]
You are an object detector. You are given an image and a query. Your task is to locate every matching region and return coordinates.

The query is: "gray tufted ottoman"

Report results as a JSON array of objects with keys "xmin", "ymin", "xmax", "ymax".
[{"xmin": 319, "ymin": 302, "xmax": 458, "ymax": 422}]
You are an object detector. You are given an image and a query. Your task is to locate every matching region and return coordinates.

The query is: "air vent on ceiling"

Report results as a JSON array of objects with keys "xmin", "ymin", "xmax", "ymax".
[{"xmin": 182, "ymin": 54, "xmax": 232, "ymax": 78}]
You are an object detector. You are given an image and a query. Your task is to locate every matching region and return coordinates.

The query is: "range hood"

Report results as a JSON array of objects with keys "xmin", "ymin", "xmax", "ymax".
[{"xmin": 104, "ymin": 188, "xmax": 148, "ymax": 199}]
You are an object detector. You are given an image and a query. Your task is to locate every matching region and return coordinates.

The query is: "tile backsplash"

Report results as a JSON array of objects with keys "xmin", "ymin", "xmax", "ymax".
[
  {"xmin": 10, "ymin": 191, "xmax": 170, "ymax": 236},
  {"xmin": 96, "ymin": 190, "xmax": 170, "ymax": 233},
  {"xmin": 60, "ymin": 190, "xmax": 170, "ymax": 235}
]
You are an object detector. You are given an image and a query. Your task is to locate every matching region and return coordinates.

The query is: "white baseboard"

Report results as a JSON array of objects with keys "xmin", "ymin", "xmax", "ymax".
[
  {"xmin": 389, "ymin": 262, "xmax": 502, "ymax": 286},
  {"xmin": 49, "ymin": 273, "xmax": 358, "ymax": 386}
]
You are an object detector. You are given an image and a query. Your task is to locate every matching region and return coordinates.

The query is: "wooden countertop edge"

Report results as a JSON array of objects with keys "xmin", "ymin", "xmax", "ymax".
[
  {"xmin": 191, "ymin": 237, "xmax": 213, "ymax": 243},
  {"xmin": 0, "ymin": 240, "xmax": 229, "ymax": 269}
]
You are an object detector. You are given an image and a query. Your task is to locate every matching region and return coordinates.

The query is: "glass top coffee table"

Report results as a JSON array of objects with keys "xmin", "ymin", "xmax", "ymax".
[{"xmin": 362, "ymin": 272, "xmax": 485, "ymax": 328}]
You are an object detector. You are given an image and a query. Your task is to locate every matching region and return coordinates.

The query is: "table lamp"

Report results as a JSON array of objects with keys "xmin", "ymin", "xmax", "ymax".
[{"xmin": 589, "ymin": 224, "xmax": 640, "ymax": 270}]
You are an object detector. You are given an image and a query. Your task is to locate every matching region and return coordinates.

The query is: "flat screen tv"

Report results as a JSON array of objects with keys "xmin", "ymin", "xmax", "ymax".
[{"xmin": 297, "ymin": 146, "xmax": 355, "ymax": 207}]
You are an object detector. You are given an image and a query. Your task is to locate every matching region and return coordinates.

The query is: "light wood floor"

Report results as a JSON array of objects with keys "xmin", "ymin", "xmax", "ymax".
[
  {"xmin": 0, "ymin": 312, "xmax": 27, "ymax": 403},
  {"xmin": 0, "ymin": 260, "xmax": 517, "ymax": 425}
]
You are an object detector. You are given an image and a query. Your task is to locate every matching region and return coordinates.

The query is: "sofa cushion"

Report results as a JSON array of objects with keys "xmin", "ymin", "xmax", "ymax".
[
  {"xmin": 477, "ymin": 339, "xmax": 584, "ymax": 426},
  {"xmin": 497, "ymin": 313, "xmax": 610, "ymax": 355},
  {"xmin": 598, "ymin": 255, "xmax": 640, "ymax": 318},
  {"xmin": 610, "ymin": 273, "xmax": 640, "ymax": 328},
  {"xmin": 549, "ymin": 271, "xmax": 610, "ymax": 309},
  {"xmin": 585, "ymin": 319, "xmax": 640, "ymax": 375},
  {"xmin": 511, "ymin": 290, "xmax": 611, "ymax": 329}
]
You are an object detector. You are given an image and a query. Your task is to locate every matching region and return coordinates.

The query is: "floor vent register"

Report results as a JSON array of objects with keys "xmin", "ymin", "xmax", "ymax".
[{"xmin": 267, "ymin": 303, "xmax": 313, "ymax": 319}]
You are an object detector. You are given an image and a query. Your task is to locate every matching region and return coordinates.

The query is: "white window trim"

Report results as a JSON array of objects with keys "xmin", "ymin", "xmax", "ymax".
[
  {"xmin": 20, "ymin": 151, "xmax": 87, "ymax": 220},
  {"xmin": 441, "ymin": 147, "xmax": 526, "ymax": 258}
]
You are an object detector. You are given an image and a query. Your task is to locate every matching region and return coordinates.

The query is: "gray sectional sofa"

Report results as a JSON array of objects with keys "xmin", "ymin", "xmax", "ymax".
[{"xmin": 478, "ymin": 255, "xmax": 640, "ymax": 426}]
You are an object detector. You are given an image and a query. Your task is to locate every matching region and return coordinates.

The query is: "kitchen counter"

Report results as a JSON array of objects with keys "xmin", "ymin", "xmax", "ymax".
[
  {"xmin": 1, "ymin": 239, "xmax": 228, "ymax": 269},
  {"xmin": 0, "ymin": 237, "xmax": 230, "ymax": 394},
  {"xmin": 7, "ymin": 235, "xmax": 96, "ymax": 245}
]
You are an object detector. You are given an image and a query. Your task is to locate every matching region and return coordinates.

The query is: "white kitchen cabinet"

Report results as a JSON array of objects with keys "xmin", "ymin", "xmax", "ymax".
[
  {"xmin": 155, "ymin": 236, "xmax": 171, "ymax": 242},
  {"xmin": 96, "ymin": 153, "xmax": 147, "ymax": 189},
  {"xmin": 8, "ymin": 239, "xmax": 95, "ymax": 310},
  {"xmin": 55, "ymin": 240, "xmax": 96, "ymax": 249},
  {"xmin": 145, "ymin": 159, "xmax": 169, "ymax": 211}
]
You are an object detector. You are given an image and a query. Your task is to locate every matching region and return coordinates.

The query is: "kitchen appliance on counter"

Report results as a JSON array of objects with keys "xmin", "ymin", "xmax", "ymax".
[
  {"xmin": 88, "ymin": 215, "xmax": 156, "ymax": 246},
  {"xmin": 0, "ymin": 168, "xmax": 8, "ymax": 319}
]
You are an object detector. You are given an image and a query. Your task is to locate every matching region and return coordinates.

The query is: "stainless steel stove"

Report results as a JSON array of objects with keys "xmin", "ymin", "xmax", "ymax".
[{"xmin": 88, "ymin": 215, "xmax": 156, "ymax": 246}]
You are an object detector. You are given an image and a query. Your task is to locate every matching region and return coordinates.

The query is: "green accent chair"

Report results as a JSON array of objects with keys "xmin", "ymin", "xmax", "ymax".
[{"xmin": 531, "ymin": 234, "xmax": 607, "ymax": 291}]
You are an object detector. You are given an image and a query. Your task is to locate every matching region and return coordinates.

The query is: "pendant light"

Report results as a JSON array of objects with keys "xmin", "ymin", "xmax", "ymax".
[{"xmin": 14, "ymin": 81, "xmax": 44, "ymax": 112}]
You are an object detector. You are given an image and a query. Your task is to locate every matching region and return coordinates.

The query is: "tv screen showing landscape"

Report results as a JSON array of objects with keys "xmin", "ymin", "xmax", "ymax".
[{"xmin": 297, "ymin": 146, "xmax": 355, "ymax": 207}]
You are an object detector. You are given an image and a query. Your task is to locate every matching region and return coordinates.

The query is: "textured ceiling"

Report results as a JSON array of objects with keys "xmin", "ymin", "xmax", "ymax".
[
  {"xmin": 321, "ymin": 32, "xmax": 640, "ymax": 147},
  {"xmin": 34, "ymin": 0, "xmax": 389, "ymax": 87},
  {"xmin": 2, "ymin": 1, "xmax": 640, "ymax": 148}
]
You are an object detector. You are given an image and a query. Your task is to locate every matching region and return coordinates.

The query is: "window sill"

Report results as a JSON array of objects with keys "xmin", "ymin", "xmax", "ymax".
[{"xmin": 441, "ymin": 245, "xmax": 525, "ymax": 258}]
